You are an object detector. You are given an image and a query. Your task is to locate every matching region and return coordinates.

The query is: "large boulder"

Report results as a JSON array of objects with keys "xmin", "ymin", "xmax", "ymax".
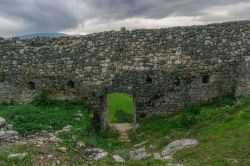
[{"xmin": 162, "ymin": 139, "xmax": 198, "ymax": 156}]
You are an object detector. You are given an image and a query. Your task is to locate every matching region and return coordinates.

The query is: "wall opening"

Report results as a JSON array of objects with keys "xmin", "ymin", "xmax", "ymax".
[
  {"xmin": 174, "ymin": 78, "xmax": 180, "ymax": 86},
  {"xmin": 106, "ymin": 92, "xmax": 134, "ymax": 123},
  {"xmin": 146, "ymin": 75, "xmax": 152, "ymax": 84},
  {"xmin": 202, "ymin": 75, "xmax": 210, "ymax": 84},
  {"xmin": 67, "ymin": 80, "xmax": 75, "ymax": 88},
  {"xmin": 27, "ymin": 81, "xmax": 36, "ymax": 90}
]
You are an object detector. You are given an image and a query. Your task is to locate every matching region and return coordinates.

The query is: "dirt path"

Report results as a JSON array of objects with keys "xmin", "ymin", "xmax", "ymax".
[{"xmin": 110, "ymin": 123, "xmax": 133, "ymax": 142}]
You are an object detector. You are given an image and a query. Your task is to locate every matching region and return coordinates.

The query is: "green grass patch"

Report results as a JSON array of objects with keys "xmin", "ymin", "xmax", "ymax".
[
  {"xmin": 0, "ymin": 144, "xmax": 37, "ymax": 166},
  {"xmin": 0, "ymin": 101, "xmax": 90, "ymax": 135},
  {"xmin": 1, "ymin": 92, "xmax": 250, "ymax": 165},
  {"xmin": 107, "ymin": 92, "xmax": 133, "ymax": 123},
  {"xmin": 129, "ymin": 95, "xmax": 250, "ymax": 165},
  {"xmin": 0, "ymin": 92, "xmax": 92, "ymax": 135}
]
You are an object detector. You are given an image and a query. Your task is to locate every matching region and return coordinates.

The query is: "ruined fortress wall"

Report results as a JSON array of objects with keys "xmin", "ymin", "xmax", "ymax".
[{"xmin": 1, "ymin": 21, "xmax": 250, "ymax": 128}]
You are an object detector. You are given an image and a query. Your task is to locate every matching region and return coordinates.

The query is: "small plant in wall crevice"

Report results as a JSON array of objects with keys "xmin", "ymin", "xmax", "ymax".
[{"xmin": 0, "ymin": 71, "xmax": 6, "ymax": 82}]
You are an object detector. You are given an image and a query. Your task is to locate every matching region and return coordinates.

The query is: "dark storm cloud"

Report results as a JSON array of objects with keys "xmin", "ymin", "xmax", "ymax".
[
  {"xmin": 0, "ymin": 0, "xmax": 249, "ymax": 36},
  {"xmin": 0, "ymin": 0, "xmax": 81, "ymax": 36},
  {"xmin": 84, "ymin": 0, "xmax": 246, "ymax": 19}
]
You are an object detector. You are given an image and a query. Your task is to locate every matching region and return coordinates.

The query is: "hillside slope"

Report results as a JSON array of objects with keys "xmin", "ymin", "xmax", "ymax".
[{"xmin": 0, "ymin": 93, "xmax": 249, "ymax": 165}]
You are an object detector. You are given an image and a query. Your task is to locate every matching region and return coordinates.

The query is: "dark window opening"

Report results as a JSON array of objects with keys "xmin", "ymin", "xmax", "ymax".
[
  {"xmin": 174, "ymin": 78, "xmax": 180, "ymax": 86},
  {"xmin": 139, "ymin": 112, "xmax": 147, "ymax": 119},
  {"xmin": 146, "ymin": 75, "xmax": 152, "ymax": 84},
  {"xmin": 67, "ymin": 80, "xmax": 75, "ymax": 88},
  {"xmin": 27, "ymin": 81, "xmax": 36, "ymax": 90},
  {"xmin": 202, "ymin": 75, "xmax": 210, "ymax": 84}
]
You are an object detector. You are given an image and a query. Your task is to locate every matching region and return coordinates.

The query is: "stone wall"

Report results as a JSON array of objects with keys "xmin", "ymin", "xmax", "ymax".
[{"xmin": 1, "ymin": 20, "xmax": 250, "ymax": 129}]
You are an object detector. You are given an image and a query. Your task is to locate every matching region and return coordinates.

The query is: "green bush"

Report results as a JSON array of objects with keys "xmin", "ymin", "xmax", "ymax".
[{"xmin": 213, "ymin": 92, "xmax": 235, "ymax": 107}]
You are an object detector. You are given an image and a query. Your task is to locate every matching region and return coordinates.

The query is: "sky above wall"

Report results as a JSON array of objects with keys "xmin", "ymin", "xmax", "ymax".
[{"xmin": 0, "ymin": 0, "xmax": 250, "ymax": 37}]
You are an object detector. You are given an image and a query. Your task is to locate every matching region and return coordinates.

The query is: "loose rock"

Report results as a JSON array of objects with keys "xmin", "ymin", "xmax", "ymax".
[
  {"xmin": 134, "ymin": 140, "xmax": 147, "ymax": 148},
  {"xmin": 83, "ymin": 148, "xmax": 108, "ymax": 161},
  {"xmin": 153, "ymin": 153, "xmax": 161, "ymax": 160},
  {"xmin": 166, "ymin": 163, "xmax": 183, "ymax": 166},
  {"xmin": 55, "ymin": 125, "xmax": 72, "ymax": 135},
  {"xmin": 0, "ymin": 130, "xmax": 19, "ymax": 142},
  {"xmin": 8, "ymin": 153, "xmax": 27, "ymax": 159},
  {"xmin": 58, "ymin": 147, "xmax": 67, "ymax": 153},
  {"xmin": 112, "ymin": 155, "xmax": 125, "ymax": 163},
  {"xmin": 162, "ymin": 139, "xmax": 198, "ymax": 156},
  {"xmin": 161, "ymin": 155, "xmax": 173, "ymax": 160},
  {"xmin": 134, "ymin": 148, "xmax": 151, "ymax": 160},
  {"xmin": 77, "ymin": 141, "xmax": 86, "ymax": 148}
]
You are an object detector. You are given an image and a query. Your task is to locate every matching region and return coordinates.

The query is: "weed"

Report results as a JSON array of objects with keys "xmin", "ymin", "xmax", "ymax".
[{"xmin": 31, "ymin": 90, "xmax": 53, "ymax": 106}]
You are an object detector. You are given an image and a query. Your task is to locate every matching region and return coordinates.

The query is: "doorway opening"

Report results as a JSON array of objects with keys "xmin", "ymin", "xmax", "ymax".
[{"xmin": 107, "ymin": 92, "xmax": 134, "ymax": 124}]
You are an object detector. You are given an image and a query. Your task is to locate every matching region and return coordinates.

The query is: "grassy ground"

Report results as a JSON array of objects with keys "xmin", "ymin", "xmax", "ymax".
[
  {"xmin": 107, "ymin": 92, "xmax": 133, "ymax": 123},
  {"xmin": 0, "ymin": 101, "xmax": 89, "ymax": 135},
  {"xmin": 129, "ymin": 95, "xmax": 250, "ymax": 166},
  {"xmin": 0, "ymin": 92, "xmax": 127, "ymax": 165},
  {"xmin": 0, "ymin": 92, "xmax": 249, "ymax": 165}
]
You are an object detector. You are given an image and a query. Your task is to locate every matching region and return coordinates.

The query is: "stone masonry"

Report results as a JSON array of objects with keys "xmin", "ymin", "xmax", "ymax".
[{"xmin": 1, "ymin": 20, "xmax": 250, "ymax": 129}]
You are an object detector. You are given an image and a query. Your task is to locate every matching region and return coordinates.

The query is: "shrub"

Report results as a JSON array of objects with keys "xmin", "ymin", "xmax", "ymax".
[
  {"xmin": 31, "ymin": 90, "xmax": 53, "ymax": 106},
  {"xmin": 213, "ymin": 92, "xmax": 235, "ymax": 107}
]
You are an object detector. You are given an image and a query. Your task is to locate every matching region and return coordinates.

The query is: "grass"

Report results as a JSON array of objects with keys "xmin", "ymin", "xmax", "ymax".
[
  {"xmin": 129, "ymin": 94, "xmax": 250, "ymax": 165},
  {"xmin": 0, "ymin": 92, "xmax": 126, "ymax": 165},
  {"xmin": 0, "ymin": 144, "xmax": 38, "ymax": 166},
  {"xmin": 107, "ymin": 92, "xmax": 133, "ymax": 123},
  {"xmin": 0, "ymin": 92, "xmax": 250, "ymax": 165},
  {"xmin": 0, "ymin": 100, "xmax": 90, "ymax": 135}
]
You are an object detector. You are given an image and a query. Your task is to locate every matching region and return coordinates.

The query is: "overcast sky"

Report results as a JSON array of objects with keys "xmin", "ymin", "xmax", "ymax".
[{"xmin": 0, "ymin": 0, "xmax": 250, "ymax": 37}]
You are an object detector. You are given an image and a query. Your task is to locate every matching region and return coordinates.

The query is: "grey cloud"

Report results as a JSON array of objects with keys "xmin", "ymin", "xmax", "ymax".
[
  {"xmin": 0, "ymin": 0, "xmax": 81, "ymax": 36},
  {"xmin": 0, "ymin": 0, "xmax": 249, "ymax": 36},
  {"xmin": 85, "ymin": 0, "xmax": 246, "ymax": 19}
]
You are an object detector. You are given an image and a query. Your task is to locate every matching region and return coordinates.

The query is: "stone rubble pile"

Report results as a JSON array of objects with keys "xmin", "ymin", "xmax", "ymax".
[
  {"xmin": 0, "ymin": 116, "xmax": 19, "ymax": 143},
  {"xmin": 82, "ymin": 148, "xmax": 108, "ymax": 161}
]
